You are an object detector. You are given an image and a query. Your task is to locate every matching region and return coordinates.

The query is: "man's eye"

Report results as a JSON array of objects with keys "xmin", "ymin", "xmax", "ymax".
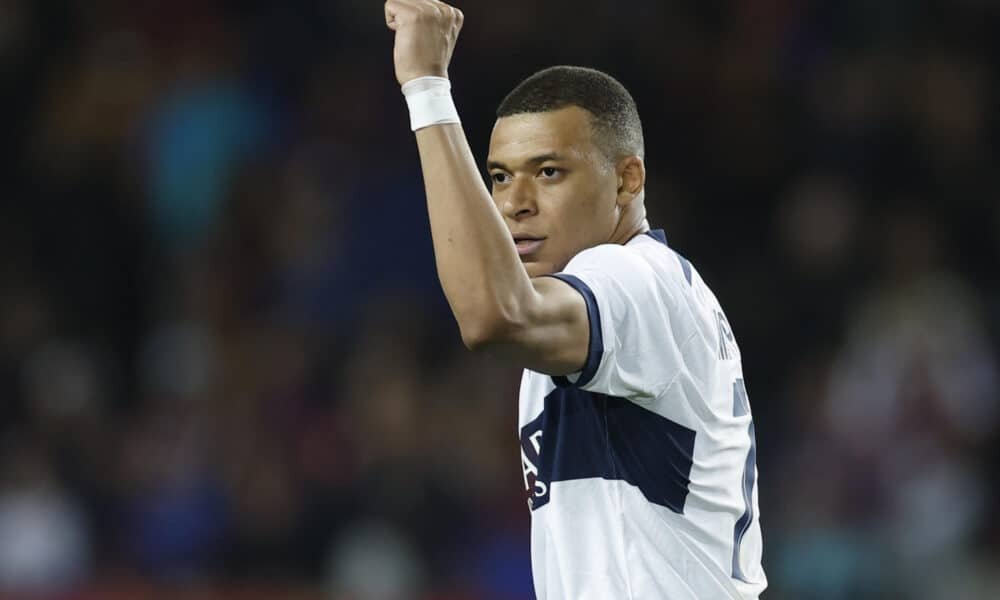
[
  {"xmin": 540, "ymin": 167, "xmax": 559, "ymax": 178},
  {"xmin": 492, "ymin": 173, "xmax": 510, "ymax": 184}
]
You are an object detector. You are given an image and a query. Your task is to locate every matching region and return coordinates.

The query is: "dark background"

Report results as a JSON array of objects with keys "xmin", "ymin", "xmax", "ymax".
[{"xmin": 1, "ymin": 0, "xmax": 998, "ymax": 598}]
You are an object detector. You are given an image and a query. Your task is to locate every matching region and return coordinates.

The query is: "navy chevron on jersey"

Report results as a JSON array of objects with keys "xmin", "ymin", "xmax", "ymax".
[{"xmin": 518, "ymin": 229, "xmax": 766, "ymax": 600}]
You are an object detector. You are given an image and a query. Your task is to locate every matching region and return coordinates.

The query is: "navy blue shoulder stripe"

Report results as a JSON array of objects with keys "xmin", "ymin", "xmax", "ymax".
[
  {"xmin": 645, "ymin": 229, "xmax": 668, "ymax": 246},
  {"xmin": 546, "ymin": 273, "xmax": 603, "ymax": 388},
  {"xmin": 644, "ymin": 229, "xmax": 692, "ymax": 284},
  {"xmin": 677, "ymin": 253, "xmax": 692, "ymax": 285}
]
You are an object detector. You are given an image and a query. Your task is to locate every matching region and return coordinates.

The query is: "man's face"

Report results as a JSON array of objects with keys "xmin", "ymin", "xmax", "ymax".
[{"xmin": 487, "ymin": 106, "xmax": 620, "ymax": 278}]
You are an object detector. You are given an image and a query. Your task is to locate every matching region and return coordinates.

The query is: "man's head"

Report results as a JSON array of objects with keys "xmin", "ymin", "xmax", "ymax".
[{"xmin": 488, "ymin": 66, "xmax": 647, "ymax": 277}]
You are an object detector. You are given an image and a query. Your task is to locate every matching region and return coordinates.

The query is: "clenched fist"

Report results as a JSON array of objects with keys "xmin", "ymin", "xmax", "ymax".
[{"xmin": 385, "ymin": 0, "xmax": 464, "ymax": 86}]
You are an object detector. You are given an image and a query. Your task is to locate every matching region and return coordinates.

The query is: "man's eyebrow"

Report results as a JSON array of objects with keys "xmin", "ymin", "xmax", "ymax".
[{"xmin": 486, "ymin": 153, "xmax": 564, "ymax": 171}]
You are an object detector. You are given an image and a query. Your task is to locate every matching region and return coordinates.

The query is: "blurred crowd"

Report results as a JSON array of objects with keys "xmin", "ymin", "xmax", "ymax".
[{"xmin": 1, "ymin": 0, "xmax": 998, "ymax": 598}]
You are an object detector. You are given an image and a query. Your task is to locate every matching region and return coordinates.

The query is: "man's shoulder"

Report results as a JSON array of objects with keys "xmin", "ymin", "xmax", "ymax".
[
  {"xmin": 563, "ymin": 238, "xmax": 651, "ymax": 274},
  {"xmin": 561, "ymin": 233, "xmax": 688, "ymax": 292}
]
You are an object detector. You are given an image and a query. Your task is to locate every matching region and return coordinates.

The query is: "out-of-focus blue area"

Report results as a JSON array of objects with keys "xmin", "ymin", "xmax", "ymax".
[{"xmin": 0, "ymin": 0, "xmax": 998, "ymax": 598}]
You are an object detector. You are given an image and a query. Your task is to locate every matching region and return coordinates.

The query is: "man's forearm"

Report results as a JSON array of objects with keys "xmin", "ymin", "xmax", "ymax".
[
  {"xmin": 384, "ymin": 1, "xmax": 535, "ymax": 346},
  {"xmin": 414, "ymin": 123, "xmax": 536, "ymax": 346}
]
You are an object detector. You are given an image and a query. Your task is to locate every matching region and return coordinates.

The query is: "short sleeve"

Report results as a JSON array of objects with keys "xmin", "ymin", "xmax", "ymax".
[{"xmin": 546, "ymin": 244, "xmax": 691, "ymax": 399}]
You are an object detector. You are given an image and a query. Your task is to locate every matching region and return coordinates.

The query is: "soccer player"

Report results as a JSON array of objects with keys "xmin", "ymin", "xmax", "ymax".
[{"xmin": 384, "ymin": 1, "xmax": 766, "ymax": 598}]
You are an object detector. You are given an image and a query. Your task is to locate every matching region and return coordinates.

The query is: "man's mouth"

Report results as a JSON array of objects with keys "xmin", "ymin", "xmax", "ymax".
[{"xmin": 513, "ymin": 235, "xmax": 545, "ymax": 257}]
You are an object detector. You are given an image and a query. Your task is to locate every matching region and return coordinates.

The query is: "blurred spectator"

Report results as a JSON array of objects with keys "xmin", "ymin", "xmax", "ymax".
[
  {"xmin": 325, "ymin": 520, "xmax": 425, "ymax": 600},
  {"xmin": 0, "ymin": 436, "xmax": 92, "ymax": 593}
]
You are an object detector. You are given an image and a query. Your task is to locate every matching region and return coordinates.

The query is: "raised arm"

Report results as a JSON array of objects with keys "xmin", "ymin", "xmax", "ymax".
[{"xmin": 384, "ymin": 0, "xmax": 588, "ymax": 375}]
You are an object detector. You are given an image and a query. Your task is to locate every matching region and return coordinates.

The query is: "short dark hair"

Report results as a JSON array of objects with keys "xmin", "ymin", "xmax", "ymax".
[{"xmin": 496, "ymin": 66, "xmax": 644, "ymax": 162}]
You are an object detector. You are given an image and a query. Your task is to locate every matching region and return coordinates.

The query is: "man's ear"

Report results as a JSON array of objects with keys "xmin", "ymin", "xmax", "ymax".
[{"xmin": 616, "ymin": 155, "xmax": 646, "ymax": 207}]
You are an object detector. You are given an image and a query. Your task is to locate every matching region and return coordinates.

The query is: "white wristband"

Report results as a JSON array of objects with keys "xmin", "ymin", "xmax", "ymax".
[{"xmin": 401, "ymin": 76, "xmax": 461, "ymax": 131}]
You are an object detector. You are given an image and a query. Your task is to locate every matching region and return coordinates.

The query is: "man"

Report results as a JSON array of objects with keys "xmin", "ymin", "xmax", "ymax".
[{"xmin": 384, "ymin": 2, "xmax": 766, "ymax": 598}]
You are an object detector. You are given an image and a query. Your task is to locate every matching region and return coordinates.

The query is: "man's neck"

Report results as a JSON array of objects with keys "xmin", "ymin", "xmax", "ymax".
[{"xmin": 615, "ymin": 218, "xmax": 651, "ymax": 245}]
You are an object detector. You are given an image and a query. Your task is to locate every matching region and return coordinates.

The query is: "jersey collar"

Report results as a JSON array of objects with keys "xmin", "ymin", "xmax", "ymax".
[{"xmin": 644, "ymin": 229, "xmax": 668, "ymax": 246}]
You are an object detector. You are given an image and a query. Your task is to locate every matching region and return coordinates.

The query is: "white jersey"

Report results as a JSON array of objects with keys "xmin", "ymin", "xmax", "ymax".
[{"xmin": 518, "ymin": 229, "xmax": 766, "ymax": 600}]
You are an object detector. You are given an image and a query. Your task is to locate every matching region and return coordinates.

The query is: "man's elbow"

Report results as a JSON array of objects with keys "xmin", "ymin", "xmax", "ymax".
[
  {"xmin": 459, "ymin": 315, "xmax": 518, "ymax": 352},
  {"xmin": 456, "ymin": 292, "xmax": 538, "ymax": 352}
]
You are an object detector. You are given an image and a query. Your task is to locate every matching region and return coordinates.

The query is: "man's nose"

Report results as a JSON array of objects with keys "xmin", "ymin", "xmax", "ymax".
[{"xmin": 503, "ymin": 178, "xmax": 538, "ymax": 220}]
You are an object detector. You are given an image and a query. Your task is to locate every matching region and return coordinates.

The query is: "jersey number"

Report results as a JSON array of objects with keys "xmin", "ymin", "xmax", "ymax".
[{"xmin": 731, "ymin": 378, "xmax": 757, "ymax": 582}]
